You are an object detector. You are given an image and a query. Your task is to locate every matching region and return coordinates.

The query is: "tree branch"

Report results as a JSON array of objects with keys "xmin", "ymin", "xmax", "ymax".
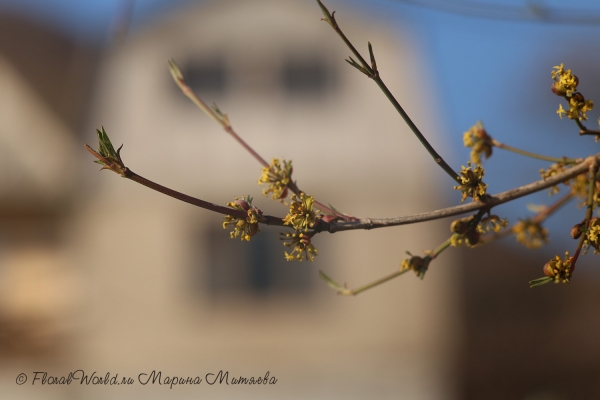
[
  {"xmin": 85, "ymin": 144, "xmax": 286, "ymax": 226},
  {"xmin": 326, "ymin": 154, "xmax": 600, "ymax": 233}
]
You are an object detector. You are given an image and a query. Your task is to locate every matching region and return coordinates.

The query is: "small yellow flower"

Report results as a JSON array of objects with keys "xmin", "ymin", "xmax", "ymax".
[
  {"xmin": 222, "ymin": 196, "xmax": 262, "ymax": 241},
  {"xmin": 282, "ymin": 192, "xmax": 322, "ymax": 232},
  {"xmin": 477, "ymin": 215, "xmax": 508, "ymax": 233},
  {"xmin": 512, "ymin": 219, "xmax": 548, "ymax": 249},
  {"xmin": 280, "ymin": 231, "xmax": 318, "ymax": 262},
  {"xmin": 463, "ymin": 121, "xmax": 493, "ymax": 165},
  {"xmin": 453, "ymin": 162, "xmax": 487, "ymax": 202},
  {"xmin": 556, "ymin": 103, "xmax": 566, "ymax": 119},
  {"xmin": 551, "ymin": 63, "xmax": 565, "ymax": 80},
  {"xmin": 258, "ymin": 158, "xmax": 292, "ymax": 201}
]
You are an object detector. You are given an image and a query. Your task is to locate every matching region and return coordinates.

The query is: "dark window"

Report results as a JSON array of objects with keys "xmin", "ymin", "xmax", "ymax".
[
  {"xmin": 195, "ymin": 225, "xmax": 316, "ymax": 299},
  {"xmin": 281, "ymin": 57, "xmax": 336, "ymax": 96},
  {"xmin": 179, "ymin": 58, "xmax": 227, "ymax": 96}
]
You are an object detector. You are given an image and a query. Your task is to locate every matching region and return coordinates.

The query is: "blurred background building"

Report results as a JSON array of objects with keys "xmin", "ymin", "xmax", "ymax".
[
  {"xmin": 0, "ymin": 9, "xmax": 97, "ymax": 359},
  {"xmin": 1, "ymin": 0, "xmax": 600, "ymax": 399}
]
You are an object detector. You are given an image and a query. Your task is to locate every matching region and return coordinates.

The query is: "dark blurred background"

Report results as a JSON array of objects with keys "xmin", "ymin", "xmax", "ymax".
[{"xmin": 1, "ymin": 0, "xmax": 600, "ymax": 399}]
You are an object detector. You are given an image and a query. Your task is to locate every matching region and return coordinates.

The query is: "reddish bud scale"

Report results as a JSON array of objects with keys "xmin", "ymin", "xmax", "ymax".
[
  {"xmin": 300, "ymin": 234, "xmax": 311, "ymax": 245},
  {"xmin": 235, "ymin": 199, "xmax": 250, "ymax": 211},
  {"xmin": 543, "ymin": 262, "xmax": 555, "ymax": 278},
  {"xmin": 321, "ymin": 215, "xmax": 337, "ymax": 223},
  {"xmin": 571, "ymin": 92, "xmax": 585, "ymax": 102},
  {"xmin": 570, "ymin": 223, "xmax": 583, "ymax": 239},
  {"xmin": 466, "ymin": 230, "xmax": 480, "ymax": 246},
  {"xmin": 279, "ymin": 187, "xmax": 289, "ymax": 200},
  {"xmin": 551, "ymin": 82, "xmax": 567, "ymax": 97}
]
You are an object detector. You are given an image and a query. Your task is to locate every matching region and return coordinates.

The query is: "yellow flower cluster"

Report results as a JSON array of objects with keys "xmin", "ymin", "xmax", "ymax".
[
  {"xmin": 258, "ymin": 158, "xmax": 292, "ymax": 201},
  {"xmin": 551, "ymin": 64, "xmax": 578, "ymax": 97},
  {"xmin": 539, "ymin": 163, "xmax": 569, "ymax": 195},
  {"xmin": 282, "ymin": 192, "xmax": 321, "ymax": 232},
  {"xmin": 449, "ymin": 215, "xmax": 479, "ymax": 247},
  {"xmin": 557, "ymin": 99, "xmax": 594, "ymax": 121},
  {"xmin": 222, "ymin": 196, "xmax": 262, "ymax": 241},
  {"xmin": 540, "ymin": 165, "xmax": 599, "ymax": 201},
  {"xmin": 542, "ymin": 252, "xmax": 572, "ymax": 284},
  {"xmin": 552, "ymin": 64, "xmax": 594, "ymax": 121},
  {"xmin": 567, "ymin": 173, "xmax": 600, "ymax": 207},
  {"xmin": 477, "ymin": 215, "xmax": 508, "ymax": 233},
  {"xmin": 280, "ymin": 231, "xmax": 318, "ymax": 262},
  {"xmin": 448, "ymin": 213, "xmax": 507, "ymax": 247},
  {"xmin": 513, "ymin": 219, "xmax": 549, "ymax": 249},
  {"xmin": 280, "ymin": 192, "xmax": 322, "ymax": 262},
  {"xmin": 463, "ymin": 121, "xmax": 493, "ymax": 165},
  {"xmin": 453, "ymin": 162, "xmax": 487, "ymax": 202},
  {"xmin": 400, "ymin": 255, "xmax": 428, "ymax": 278},
  {"xmin": 450, "ymin": 232, "xmax": 479, "ymax": 247},
  {"xmin": 570, "ymin": 173, "xmax": 589, "ymax": 200}
]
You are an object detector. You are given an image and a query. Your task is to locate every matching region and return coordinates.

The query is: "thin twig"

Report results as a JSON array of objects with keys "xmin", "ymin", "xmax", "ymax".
[
  {"xmin": 343, "ymin": 269, "xmax": 410, "ymax": 296},
  {"xmin": 323, "ymin": 235, "xmax": 453, "ymax": 296},
  {"xmin": 316, "ymin": 0, "xmax": 460, "ymax": 184},
  {"xmin": 575, "ymin": 118, "xmax": 587, "ymax": 132},
  {"xmin": 168, "ymin": 60, "xmax": 269, "ymax": 168},
  {"xmin": 492, "ymin": 139, "xmax": 579, "ymax": 164},
  {"xmin": 580, "ymin": 128, "xmax": 600, "ymax": 136},
  {"xmin": 429, "ymin": 237, "xmax": 453, "ymax": 259},
  {"xmin": 570, "ymin": 159, "xmax": 598, "ymax": 271}
]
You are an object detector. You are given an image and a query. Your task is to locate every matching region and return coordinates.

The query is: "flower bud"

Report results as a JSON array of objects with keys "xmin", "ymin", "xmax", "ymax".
[
  {"xmin": 571, "ymin": 92, "xmax": 585, "ymax": 102},
  {"xmin": 451, "ymin": 219, "xmax": 469, "ymax": 234},
  {"xmin": 475, "ymin": 127, "xmax": 490, "ymax": 141},
  {"xmin": 465, "ymin": 229, "xmax": 480, "ymax": 246},
  {"xmin": 570, "ymin": 223, "xmax": 583, "ymax": 239},
  {"xmin": 409, "ymin": 256, "xmax": 424, "ymax": 270},
  {"xmin": 235, "ymin": 199, "xmax": 250, "ymax": 211},
  {"xmin": 551, "ymin": 82, "xmax": 567, "ymax": 97},
  {"xmin": 248, "ymin": 223, "xmax": 259, "ymax": 236},
  {"xmin": 279, "ymin": 186, "xmax": 289, "ymax": 200},
  {"xmin": 543, "ymin": 261, "xmax": 556, "ymax": 278}
]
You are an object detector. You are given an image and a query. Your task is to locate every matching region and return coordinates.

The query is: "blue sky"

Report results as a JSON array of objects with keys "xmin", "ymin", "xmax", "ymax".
[
  {"xmin": 403, "ymin": 2, "xmax": 600, "ymax": 246},
  {"xmin": 0, "ymin": 0, "xmax": 190, "ymax": 40}
]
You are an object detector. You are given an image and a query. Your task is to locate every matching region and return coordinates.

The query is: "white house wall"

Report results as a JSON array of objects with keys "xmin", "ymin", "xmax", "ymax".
[{"xmin": 72, "ymin": 1, "xmax": 461, "ymax": 399}]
